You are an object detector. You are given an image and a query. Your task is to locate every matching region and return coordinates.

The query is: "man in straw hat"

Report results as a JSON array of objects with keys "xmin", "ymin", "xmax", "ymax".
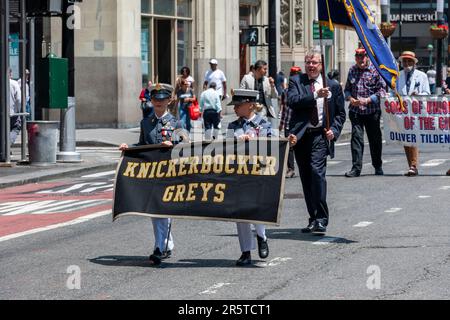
[{"xmin": 397, "ymin": 51, "xmax": 430, "ymax": 177}]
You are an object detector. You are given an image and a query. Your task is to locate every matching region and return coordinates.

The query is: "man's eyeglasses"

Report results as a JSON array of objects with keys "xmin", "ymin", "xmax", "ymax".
[{"xmin": 306, "ymin": 61, "xmax": 321, "ymax": 65}]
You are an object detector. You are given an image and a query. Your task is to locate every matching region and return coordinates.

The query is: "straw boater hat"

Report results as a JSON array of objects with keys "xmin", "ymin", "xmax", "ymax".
[{"xmin": 398, "ymin": 51, "xmax": 418, "ymax": 64}]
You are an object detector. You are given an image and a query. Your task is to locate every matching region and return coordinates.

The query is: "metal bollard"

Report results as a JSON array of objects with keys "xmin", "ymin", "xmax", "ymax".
[{"xmin": 27, "ymin": 121, "xmax": 59, "ymax": 166}]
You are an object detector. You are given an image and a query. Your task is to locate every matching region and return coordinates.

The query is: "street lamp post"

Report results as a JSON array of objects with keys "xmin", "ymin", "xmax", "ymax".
[
  {"xmin": 0, "ymin": 0, "xmax": 11, "ymax": 164},
  {"xmin": 268, "ymin": 0, "xmax": 280, "ymax": 79},
  {"xmin": 58, "ymin": 0, "xmax": 81, "ymax": 163},
  {"xmin": 381, "ymin": 0, "xmax": 391, "ymax": 46},
  {"xmin": 436, "ymin": 0, "xmax": 444, "ymax": 95}
]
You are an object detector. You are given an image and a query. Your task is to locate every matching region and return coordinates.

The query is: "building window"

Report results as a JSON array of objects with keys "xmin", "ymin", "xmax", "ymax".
[
  {"xmin": 141, "ymin": 0, "xmax": 152, "ymax": 14},
  {"xmin": 177, "ymin": 20, "xmax": 192, "ymax": 73},
  {"xmin": 177, "ymin": 0, "xmax": 192, "ymax": 17},
  {"xmin": 154, "ymin": 0, "xmax": 175, "ymax": 16},
  {"xmin": 141, "ymin": 0, "xmax": 193, "ymax": 84},
  {"xmin": 141, "ymin": 18, "xmax": 152, "ymax": 86}
]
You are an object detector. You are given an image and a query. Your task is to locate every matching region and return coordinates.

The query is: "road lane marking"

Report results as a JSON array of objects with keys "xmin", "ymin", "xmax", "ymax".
[
  {"xmin": 0, "ymin": 210, "xmax": 111, "ymax": 243},
  {"xmin": 313, "ymin": 237, "xmax": 341, "ymax": 245},
  {"xmin": 418, "ymin": 195, "xmax": 431, "ymax": 199},
  {"xmin": 385, "ymin": 208, "xmax": 402, "ymax": 213},
  {"xmin": 199, "ymin": 283, "xmax": 231, "ymax": 295},
  {"xmin": 353, "ymin": 221, "xmax": 373, "ymax": 228},
  {"xmin": 335, "ymin": 142, "xmax": 350, "ymax": 147},
  {"xmin": 439, "ymin": 186, "xmax": 450, "ymax": 190},
  {"xmin": 328, "ymin": 161, "xmax": 342, "ymax": 166},
  {"xmin": 421, "ymin": 159, "xmax": 447, "ymax": 167},
  {"xmin": 256, "ymin": 257, "xmax": 292, "ymax": 267},
  {"xmin": 82, "ymin": 171, "xmax": 116, "ymax": 178}
]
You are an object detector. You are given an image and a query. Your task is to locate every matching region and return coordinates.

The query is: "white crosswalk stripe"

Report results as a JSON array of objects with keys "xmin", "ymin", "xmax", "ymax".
[
  {"xmin": 0, "ymin": 200, "xmax": 111, "ymax": 216},
  {"xmin": 421, "ymin": 159, "xmax": 448, "ymax": 167},
  {"xmin": 82, "ymin": 171, "xmax": 116, "ymax": 178}
]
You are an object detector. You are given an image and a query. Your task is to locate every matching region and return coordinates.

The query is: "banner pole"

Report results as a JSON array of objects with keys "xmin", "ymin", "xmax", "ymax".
[{"xmin": 165, "ymin": 220, "xmax": 172, "ymax": 255}]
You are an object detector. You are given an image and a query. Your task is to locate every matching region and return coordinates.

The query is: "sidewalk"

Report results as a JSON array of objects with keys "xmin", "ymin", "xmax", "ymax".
[{"xmin": 0, "ymin": 113, "xmax": 352, "ymax": 189}]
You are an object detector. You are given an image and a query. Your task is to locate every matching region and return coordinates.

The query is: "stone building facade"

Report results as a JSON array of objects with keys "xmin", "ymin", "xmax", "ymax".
[{"xmin": 43, "ymin": 0, "xmax": 380, "ymax": 128}]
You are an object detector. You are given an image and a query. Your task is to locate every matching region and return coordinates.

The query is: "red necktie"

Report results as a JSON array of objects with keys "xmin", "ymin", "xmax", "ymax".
[{"xmin": 309, "ymin": 79, "xmax": 319, "ymax": 126}]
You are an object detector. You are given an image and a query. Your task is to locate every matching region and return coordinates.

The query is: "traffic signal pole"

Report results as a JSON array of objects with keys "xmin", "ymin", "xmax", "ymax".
[
  {"xmin": 19, "ymin": 0, "xmax": 28, "ymax": 163},
  {"xmin": 436, "ymin": 0, "xmax": 444, "ymax": 94},
  {"xmin": 268, "ymin": 0, "xmax": 280, "ymax": 79},
  {"xmin": 58, "ymin": 0, "xmax": 81, "ymax": 162},
  {"xmin": 0, "ymin": 0, "xmax": 11, "ymax": 164}
]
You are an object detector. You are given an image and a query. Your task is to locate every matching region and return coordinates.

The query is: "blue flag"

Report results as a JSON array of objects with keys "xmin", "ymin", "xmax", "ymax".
[
  {"xmin": 318, "ymin": 0, "xmax": 352, "ymax": 30},
  {"xmin": 318, "ymin": 0, "xmax": 400, "ymax": 92}
]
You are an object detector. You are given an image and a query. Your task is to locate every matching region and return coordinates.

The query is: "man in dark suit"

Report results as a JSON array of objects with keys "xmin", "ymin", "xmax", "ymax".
[{"xmin": 287, "ymin": 50, "xmax": 346, "ymax": 234}]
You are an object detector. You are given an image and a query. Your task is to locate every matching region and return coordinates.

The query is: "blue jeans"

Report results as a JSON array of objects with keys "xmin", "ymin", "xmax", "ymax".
[{"xmin": 179, "ymin": 107, "xmax": 191, "ymax": 132}]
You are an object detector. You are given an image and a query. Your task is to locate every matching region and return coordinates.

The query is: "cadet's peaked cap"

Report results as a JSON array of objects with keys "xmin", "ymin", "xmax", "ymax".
[
  {"xmin": 398, "ymin": 51, "xmax": 418, "ymax": 64},
  {"xmin": 150, "ymin": 83, "xmax": 174, "ymax": 100},
  {"xmin": 227, "ymin": 89, "xmax": 259, "ymax": 106}
]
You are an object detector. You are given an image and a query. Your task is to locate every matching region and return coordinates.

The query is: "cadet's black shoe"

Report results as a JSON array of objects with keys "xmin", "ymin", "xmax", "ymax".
[
  {"xmin": 256, "ymin": 235, "xmax": 269, "ymax": 259},
  {"xmin": 285, "ymin": 169, "xmax": 296, "ymax": 178},
  {"xmin": 313, "ymin": 222, "xmax": 327, "ymax": 234},
  {"xmin": 236, "ymin": 251, "xmax": 252, "ymax": 266},
  {"xmin": 149, "ymin": 249, "xmax": 163, "ymax": 266},
  {"xmin": 374, "ymin": 167, "xmax": 384, "ymax": 176},
  {"xmin": 345, "ymin": 170, "xmax": 361, "ymax": 177},
  {"xmin": 301, "ymin": 221, "xmax": 316, "ymax": 233}
]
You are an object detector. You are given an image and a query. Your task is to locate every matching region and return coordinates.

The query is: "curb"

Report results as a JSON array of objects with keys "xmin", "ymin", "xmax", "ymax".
[
  {"xmin": 76, "ymin": 140, "xmax": 120, "ymax": 147},
  {"xmin": 0, "ymin": 163, "xmax": 118, "ymax": 189}
]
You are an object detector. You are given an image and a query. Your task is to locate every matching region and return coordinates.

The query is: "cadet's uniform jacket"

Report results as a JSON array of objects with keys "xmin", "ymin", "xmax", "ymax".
[
  {"xmin": 138, "ymin": 112, "xmax": 183, "ymax": 146},
  {"xmin": 226, "ymin": 114, "xmax": 274, "ymax": 138}
]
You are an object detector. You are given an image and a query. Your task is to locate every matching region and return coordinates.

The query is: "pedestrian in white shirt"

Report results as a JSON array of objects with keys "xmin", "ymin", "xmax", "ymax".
[
  {"xmin": 203, "ymin": 59, "xmax": 227, "ymax": 100},
  {"xmin": 9, "ymin": 69, "xmax": 22, "ymax": 147}
]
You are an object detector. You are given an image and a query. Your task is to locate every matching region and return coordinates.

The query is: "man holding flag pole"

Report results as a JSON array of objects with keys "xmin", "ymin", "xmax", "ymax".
[{"xmin": 287, "ymin": 48, "xmax": 346, "ymax": 234}]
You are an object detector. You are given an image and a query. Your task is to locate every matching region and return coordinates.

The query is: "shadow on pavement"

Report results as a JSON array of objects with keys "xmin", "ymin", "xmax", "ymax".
[
  {"xmin": 89, "ymin": 256, "xmax": 264, "ymax": 268},
  {"xmin": 266, "ymin": 228, "xmax": 358, "ymax": 244}
]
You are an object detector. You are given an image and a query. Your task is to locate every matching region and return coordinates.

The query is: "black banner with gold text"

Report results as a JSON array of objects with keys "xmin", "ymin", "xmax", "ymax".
[{"xmin": 112, "ymin": 139, "xmax": 289, "ymax": 225}]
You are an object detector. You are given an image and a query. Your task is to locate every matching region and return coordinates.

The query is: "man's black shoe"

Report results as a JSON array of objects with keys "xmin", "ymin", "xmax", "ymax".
[
  {"xmin": 149, "ymin": 248, "xmax": 163, "ymax": 266},
  {"xmin": 374, "ymin": 167, "xmax": 384, "ymax": 176},
  {"xmin": 313, "ymin": 222, "xmax": 327, "ymax": 233},
  {"xmin": 301, "ymin": 221, "xmax": 316, "ymax": 233},
  {"xmin": 345, "ymin": 170, "xmax": 361, "ymax": 177},
  {"xmin": 236, "ymin": 251, "xmax": 252, "ymax": 266},
  {"xmin": 256, "ymin": 235, "xmax": 269, "ymax": 259}
]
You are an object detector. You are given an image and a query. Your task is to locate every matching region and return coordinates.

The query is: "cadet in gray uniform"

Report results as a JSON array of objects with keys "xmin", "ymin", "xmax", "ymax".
[
  {"xmin": 227, "ymin": 89, "xmax": 297, "ymax": 266},
  {"xmin": 120, "ymin": 83, "xmax": 185, "ymax": 266}
]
